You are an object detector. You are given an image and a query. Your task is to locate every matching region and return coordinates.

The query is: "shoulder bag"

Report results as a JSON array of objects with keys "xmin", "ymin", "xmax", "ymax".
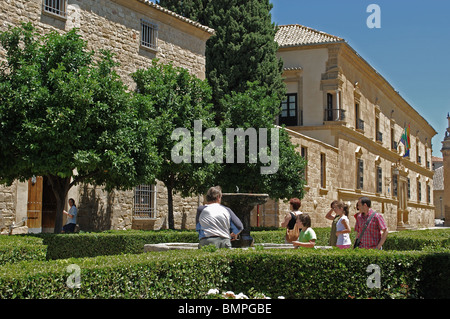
[{"xmin": 353, "ymin": 211, "xmax": 376, "ymax": 248}]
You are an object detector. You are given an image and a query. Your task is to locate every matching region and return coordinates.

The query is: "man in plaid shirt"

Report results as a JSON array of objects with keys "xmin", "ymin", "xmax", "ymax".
[{"xmin": 355, "ymin": 197, "xmax": 388, "ymax": 249}]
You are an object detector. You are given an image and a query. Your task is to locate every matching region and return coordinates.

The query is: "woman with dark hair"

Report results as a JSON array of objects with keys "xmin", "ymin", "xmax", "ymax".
[
  {"xmin": 334, "ymin": 201, "xmax": 352, "ymax": 249},
  {"xmin": 281, "ymin": 198, "xmax": 303, "ymax": 243},
  {"xmin": 325, "ymin": 200, "xmax": 340, "ymax": 246},
  {"xmin": 292, "ymin": 213, "xmax": 316, "ymax": 248},
  {"xmin": 62, "ymin": 198, "xmax": 77, "ymax": 233}
]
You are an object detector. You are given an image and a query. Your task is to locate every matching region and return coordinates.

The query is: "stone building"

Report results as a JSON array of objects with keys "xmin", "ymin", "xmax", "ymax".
[
  {"xmin": 0, "ymin": 0, "xmax": 214, "ymax": 233},
  {"xmin": 440, "ymin": 115, "xmax": 450, "ymax": 226},
  {"xmin": 0, "ymin": 7, "xmax": 438, "ymax": 234},
  {"xmin": 432, "ymin": 156, "xmax": 444, "ymax": 220},
  {"xmin": 251, "ymin": 24, "xmax": 437, "ymax": 230}
]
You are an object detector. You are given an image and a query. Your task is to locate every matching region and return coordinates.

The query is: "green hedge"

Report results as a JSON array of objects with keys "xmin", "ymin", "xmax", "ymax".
[
  {"xmin": 383, "ymin": 229, "xmax": 450, "ymax": 250},
  {"xmin": 0, "ymin": 248, "xmax": 449, "ymax": 299},
  {"xmin": 0, "ymin": 228, "xmax": 447, "ymax": 262},
  {"xmin": 36, "ymin": 230, "xmax": 199, "ymax": 260},
  {"xmin": 0, "ymin": 236, "xmax": 47, "ymax": 265}
]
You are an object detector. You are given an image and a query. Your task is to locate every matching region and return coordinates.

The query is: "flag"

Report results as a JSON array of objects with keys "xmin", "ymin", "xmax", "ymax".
[{"xmin": 399, "ymin": 124, "xmax": 410, "ymax": 157}]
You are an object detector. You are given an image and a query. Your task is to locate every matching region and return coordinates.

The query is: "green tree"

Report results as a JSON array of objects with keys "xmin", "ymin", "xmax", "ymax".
[
  {"xmin": 158, "ymin": 0, "xmax": 306, "ymax": 201},
  {"xmin": 157, "ymin": 0, "xmax": 286, "ymax": 115},
  {"xmin": 216, "ymin": 82, "xmax": 306, "ymax": 199},
  {"xmin": 0, "ymin": 23, "xmax": 159, "ymax": 233},
  {"xmin": 132, "ymin": 60, "xmax": 217, "ymax": 229}
]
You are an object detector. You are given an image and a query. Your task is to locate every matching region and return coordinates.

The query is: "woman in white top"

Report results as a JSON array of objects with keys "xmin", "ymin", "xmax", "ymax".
[{"xmin": 334, "ymin": 201, "xmax": 352, "ymax": 249}]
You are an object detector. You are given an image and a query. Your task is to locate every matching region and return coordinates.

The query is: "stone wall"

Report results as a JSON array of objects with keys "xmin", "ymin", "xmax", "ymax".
[
  {"xmin": 0, "ymin": 0, "xmax": 213, "ymax": 232},
  {"xmin": 0, "ymin": 184, "xmax": 16, "ymax": 229}
]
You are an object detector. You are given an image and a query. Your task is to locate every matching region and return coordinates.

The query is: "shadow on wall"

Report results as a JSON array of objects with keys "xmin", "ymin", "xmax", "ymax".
[{"xmin": 78, "ymin": 185, "xmax": 113, "ymax": 231}]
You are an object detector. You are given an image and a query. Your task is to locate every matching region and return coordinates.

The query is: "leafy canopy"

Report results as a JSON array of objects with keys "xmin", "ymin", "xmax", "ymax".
[{"xmin": 0, "ymin": 23, "xmax": 159, "ymax": 190}]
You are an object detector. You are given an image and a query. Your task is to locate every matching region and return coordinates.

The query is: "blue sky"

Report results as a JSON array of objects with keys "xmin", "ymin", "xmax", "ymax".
[{"xmin": 270, "ymin": 0, "xmax": 450, "ymax": 157}]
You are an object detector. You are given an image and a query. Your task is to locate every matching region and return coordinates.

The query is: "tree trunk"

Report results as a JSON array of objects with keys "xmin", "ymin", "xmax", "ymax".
[
  {"xmin": 167, "ymin": 184, "xmax": 174, "ymax": 230},
  {"xmin": 47, "ymin": 175, "xmax": 71, "ymax": 234}
]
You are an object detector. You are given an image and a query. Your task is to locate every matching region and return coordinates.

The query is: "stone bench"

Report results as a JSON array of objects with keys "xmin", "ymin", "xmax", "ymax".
[{"xmin": 144, "ymin": 242, "xmax": 333, "ymax": 252}]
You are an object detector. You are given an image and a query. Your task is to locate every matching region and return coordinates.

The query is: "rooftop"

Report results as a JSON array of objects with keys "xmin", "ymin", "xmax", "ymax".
[
  {"xmin": 137, "ymin": 0, "xmax": 215, "ymax": 34},
  {"xmin": 275, "ymin": 24, "xmax": 344, "ymax": 48}
]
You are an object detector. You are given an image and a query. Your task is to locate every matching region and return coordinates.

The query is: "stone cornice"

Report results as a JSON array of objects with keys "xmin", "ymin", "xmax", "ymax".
[
  {"xmin": 278, "ymin": 41, "xmax": 437, "ymax": 139},
  {"xmin": 337, "ymin": 43, "xmax": 437, "ymax": 138},
  {"xmin": 112, "ymin": 0, "xmax": 215, "ymax": 40},
  {"xmin": 293, "ymin": 124, "xmax": 434, "ymax": 178}
]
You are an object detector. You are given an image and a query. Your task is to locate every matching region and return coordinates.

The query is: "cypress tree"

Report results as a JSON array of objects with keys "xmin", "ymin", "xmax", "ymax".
[{"xmin": 157, "ymin": 0, "xmax": 286, "ymax": 111}]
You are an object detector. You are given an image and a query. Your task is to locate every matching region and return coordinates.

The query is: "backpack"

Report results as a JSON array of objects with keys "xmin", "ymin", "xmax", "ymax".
[{"xmin": 285, "ymin": 212, "xmax": 300, "ymax": 243}]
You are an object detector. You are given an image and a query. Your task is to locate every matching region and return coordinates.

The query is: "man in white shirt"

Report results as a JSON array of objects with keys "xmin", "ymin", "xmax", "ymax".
[{"xmin": 196, "ymin": 186, "xmax": 243, "ymax": 249}]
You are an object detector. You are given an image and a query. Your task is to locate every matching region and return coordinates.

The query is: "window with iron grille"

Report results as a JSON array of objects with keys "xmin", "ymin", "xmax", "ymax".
[
  {"xmin": 392, "ymin": 174, "xmax": 398, "ymax": 197},
  {"xmin": 356, "ymin": 159, "xmax": 364, "ymax": 190},
  {"xmin": 133, "ymin": 185, "xmax": 156, "ymax": 219},
  {"xmin": 140, "ymin": 19, "xmax": 158, "ymax": 50},
  {"xmin": 43, "ymin": 0, "xmax": 67, "ymax": 18},
  {"xmin": 376, "ymin": 166, "xmax": 382, "ymax": 193},
  {"xmin": 407, "ymin": 178, "xmax": 411, "ymax": 199}
]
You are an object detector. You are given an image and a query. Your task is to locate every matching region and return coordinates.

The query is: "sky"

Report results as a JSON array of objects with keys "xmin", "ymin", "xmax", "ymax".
[{"xmin": 270, "ymin": 0, "xmax": 450, "ymax": 157}]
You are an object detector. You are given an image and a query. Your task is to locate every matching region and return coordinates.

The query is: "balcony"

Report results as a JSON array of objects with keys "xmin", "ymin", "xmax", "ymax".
[
  {"xmin": 324, "ymin": 108, "xmax": 346, "ymax": 122},
  {"xmin": 376, "ymin": 131, "xmax": 383, "ymax": 143},
  {"xmin": 356, "ymin": 118, "xmax": 365, "ymax": 132},
  {"xmin": 391, "ymin": 140, "xmax": 398, "ymax": 151}
]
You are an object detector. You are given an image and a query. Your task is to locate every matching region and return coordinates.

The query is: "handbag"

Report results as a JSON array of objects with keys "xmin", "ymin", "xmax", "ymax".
[
  {"xmin": 353, "ymin": 211, "xmax": 376, "ymax": 248},
  {"xmin": 286, "ymin": 212, "xmax": 300, "ymax": 242}
]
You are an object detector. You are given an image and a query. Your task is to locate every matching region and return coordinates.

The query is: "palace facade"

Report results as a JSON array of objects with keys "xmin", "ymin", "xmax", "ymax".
[
  {"xmin": 0, "ymin": 5, "xmax": 437, "ymax": 233},
  {"xmin": 0, "ymin": 0, "xmax": 213, "ymax": 233},
  {"xmin": 252, "ymin": 24, "xmax": 436, "ymax": 230}
]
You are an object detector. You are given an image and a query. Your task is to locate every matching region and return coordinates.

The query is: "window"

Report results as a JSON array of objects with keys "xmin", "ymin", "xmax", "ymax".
[
  {"xmin": 301, "ymin": 146, "xmax": 308, "ymax": 184},
  {"xmin": 392, "ymin": 174, "xmax": 398, "ymax": 197},
  {"xmin": 320, "ymin": 153, "xmax": 326, "ymax": 188},
  {"xmin": 376, "ymin": 166, "xmax": 382, "ymax": 193},
  {"xmin": 391, "ymin": 128, "xmax": 397, "ymax": 150},
  {"xmin": 375, "ymin": 118, "xmax": 382, "ymax": 142},
  {"xmin": 427, "ymin": 184, "xmax": 431, "ymax": 204},
  {"xmin": 407, "ymin": 178, "xmax": 411, "ymax": 199},
  {"xmin": 356, "ymin": 159, "xmax": 364, "ymax": 190},
  {"xmin": 416, "ymin": 143, "xmax": 420, "ymax": 164},
  {"xmin": 141, "ymin": 19, "xmax": 158, "ymax": 50},
  {"xmin": 43, "ymin": 0, "xmax": 67, "ymax": 18},
  {"xmin": 417, "ymin": 181, "xmax": 422, "ymax": 202},
  {"xmin": 279, "ymin": 93, "xmax": 298, "ymax": 126},
  {"xmin": 133, "ymin": 185, "xmax": 156, "ymax": 219}
]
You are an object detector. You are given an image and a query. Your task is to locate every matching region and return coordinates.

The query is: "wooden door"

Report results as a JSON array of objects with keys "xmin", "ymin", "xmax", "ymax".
[
  {"xmin": 27, "ymin": 176, "xmax": 43, "ymax": 231},
  {"xmin": 42, "ymin": 176, "xmax": 57, "ymax": 230}
]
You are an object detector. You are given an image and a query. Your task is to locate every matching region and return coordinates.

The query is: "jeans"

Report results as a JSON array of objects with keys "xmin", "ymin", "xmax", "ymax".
[{"xmin": 198, "ymin": 236, "xmax": 232, "ymax": 249}]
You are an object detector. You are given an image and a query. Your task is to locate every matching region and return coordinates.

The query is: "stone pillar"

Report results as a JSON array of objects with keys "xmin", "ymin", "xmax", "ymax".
[{"xmin": 441, "ymin": 114, "xmax": 450, "ymax": 227}]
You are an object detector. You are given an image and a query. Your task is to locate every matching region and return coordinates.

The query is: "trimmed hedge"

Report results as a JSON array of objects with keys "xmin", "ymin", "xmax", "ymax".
[
  {"xmin": 0, "ymin": 248, "xmax": 449, "ymax": 299},
  {"xmin": 2, "ymin": 228, "xmax": 449, "ymax": 261},
  {"xmin": 36, "ymin": 230, "xmax": 199, "ymax": 260},
  {"xmin": 0, "ymin": 236, "xmax": 47, "ymax": 265}
]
